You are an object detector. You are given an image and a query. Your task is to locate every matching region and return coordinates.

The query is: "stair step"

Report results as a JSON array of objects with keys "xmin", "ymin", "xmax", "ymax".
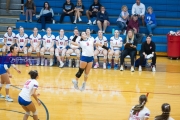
[
  {"xmin": 0, "ymin": 18, "xmax": 19, "ymax": 24},
  {"xmin": 0, "ymin": 9, "xmax": 21, "ymax": 16},
  {"xmin": 0, "ymin": 3, "xmax": 22, "ymax": 10},
  {"xmin": 0, "ymin": 0, "xmax": 21, "ymax": 4},
  {"xmin": 0, "ymin": 24, "xmax": 16, "ymax": 32}
]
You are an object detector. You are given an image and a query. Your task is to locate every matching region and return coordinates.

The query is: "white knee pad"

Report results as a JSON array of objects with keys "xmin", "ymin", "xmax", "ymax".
[
  {"xmin": 84, "ymin": 74, "xmax": 88, "ymax": 78},
  {"xmin": 40, "ymin": 52, "xmax": 44, "ymax": 56},
  {"xmin": 94, "ymin": 56, "xmax": 97, "ymax": 59},
  {"xmin": 55, "ymin": 52, "xmax": 59, "ymax": 57},
  {"xmin": 50, "ymin": 51, "xmax": 54, "ymax": 56},
  {"xmin": 6, "ymin": 84, "xmax": 10, "ymax": 89},
  {"xmin": 25, "ymin": 112, "xmax": 30, "ymax": 116},
  {"xmin": 66, "ymin": 54, "xmax": 70, "ymax": 57},
  {"xmin": 2, "ymin": 48, "xmax": 6, "ymax": 52},
  {"xmin": 104, "ymin": 56, "xmax": 107, "ymax": 59},
  {"xmin": 28, "ymin": 48, "xmax": 32, "ymax": 53},
  {"xmin": 36, "ymin": 49, "xmax": 40, "ymax": 53},
  {"xmin": 108, "ymin": 55, "xmax": 112, "ymax": 59},
  {"xmin": 115, "ymin": 55, "xmax": 119, "ymax": 60},
  {"xmin": 61, "ymin": 53, "xmax": 65, "ymax": 57},
  {"xmin": 24, "ymin": 50, "xmax": 27, "ymax": 54},
  {"xmin": 33, "ymin": 111, "xmax": 38, "ymax": 115}
]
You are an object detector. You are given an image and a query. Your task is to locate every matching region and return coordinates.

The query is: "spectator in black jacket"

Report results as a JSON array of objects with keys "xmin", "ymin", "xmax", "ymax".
[
  {"xmin": 139, "ymin": 36, "xmax": 156, "ymax": 72},
  {"xmin": 60, "ymin": 0, "xmax": 74, "ymax": 23},
  {"xmin": 97, "ymin": 6, "xmax": 109, "ymax": 34},
  {"xmin": 86, "ymin": 0, "xmax": 101, "ymax": 25}
]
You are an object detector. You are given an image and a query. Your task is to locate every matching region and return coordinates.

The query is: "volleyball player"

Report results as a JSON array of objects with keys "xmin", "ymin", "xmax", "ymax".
[
  {"xmin": 40, "ymin": 27, "xmax": 55, "ymax": 66},
  {"xmin": 94, "ymin": 30, "xmax": 108, "ymax": 69},
  {"xmin": 66, "ymin": 28, "xmax": 81, "ymax": 67},
  {"xmin": 28, "ymin": 27, "xmax": 42, "ymax": 66},
  {"xmin": 128, "ymin": 95, "xmax": 150, "ymax": 120},
  {"xmin": 107, "ymin": 30, "xmax": 123, "ymax": 70},
  {"xmin": 71, "ymin": 32, "xmax": 109, "ymax": 91},
  {"xmin": 55, "ymin": 29, "xmax": 68, "ymax": 68},
  {"xmin": 2, "ymin": 26, "xmax": 16, "ymax": 56},
  {"xmin": 18, "ymin": 70, "xmax": 41, "ymax": 120},
  {"xmin": 86, "ymin": 28, "xmax": 94, "ymax": 42},
  {"xmin": 0, "ymin": 46, "xmax": 21, "ymax": 102}
]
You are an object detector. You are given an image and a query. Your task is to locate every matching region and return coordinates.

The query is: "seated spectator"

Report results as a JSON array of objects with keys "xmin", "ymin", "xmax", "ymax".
[
  {"xmin": 117, "ymin": 5, "xmax": 129, "ymax": 34},
  {"xmin": 96, "ymin": 6, "xmax": 109, "ymax": 34},
  {"xmin": 86, "ymin": 0, "xmax": 101, "ymax": 25},
  {"xmin": 139, "ymin": 36, "xmax": 156, "ymax": 72},
  {"xmin": 23, "ymin": 0, "xmax": 36, "ymax": 22},
  {"xmin": 38, "ymin": 2, "xmax": 54, "ymax": 31},
  {"xmin": 128, "ymin": 95, "xmax": 150, "ymax": 120},
  {"xmin": 73, "ymin": 0, "xmax": 84, "ymax": 24},
  {"xmin": 145, "ymin": 6, "xmax": 157, "ymax": 36},
  {"xmin": 132, "ymin": 0, "xmax": 145, "ymax": 26},
  {"xmin": 60, "ymin": 0, "xmax": 74, "ymax": 24},
  {"xmin": 155, "ymin": 103, "xmax": 174, "ymax": 120},
  {"xmin": 120, "ymin": 29, "xmax": 137, "ymax": 72}
]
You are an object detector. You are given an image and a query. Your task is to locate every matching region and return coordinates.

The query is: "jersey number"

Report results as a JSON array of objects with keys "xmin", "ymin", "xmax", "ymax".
[
  {"xmin": 86, "ymin": 42, "xmax": 89, "ymax": 46},
  {"xmin": 8, "ymin": 39, "xmax": 12, "ymax": 41},
  {"xmin": 20, "ymin": 39, "xmax": 24, "ymax": 42},
  {"xmin": 47, "ymin": 40, "xmax": 50, "ymax": 43},
  {"xmin": 34, "ymin": 39, "xmax": 37, "ymax": 42},
  {"xmin": 25, "ymin": 81, "xmax": 31, "ymax": 85}
]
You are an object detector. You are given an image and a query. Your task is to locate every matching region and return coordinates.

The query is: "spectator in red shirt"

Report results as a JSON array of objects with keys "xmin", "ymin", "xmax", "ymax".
[{"xmin": 127, "ymin": 14, "xmax": 139, "ymax": 34}]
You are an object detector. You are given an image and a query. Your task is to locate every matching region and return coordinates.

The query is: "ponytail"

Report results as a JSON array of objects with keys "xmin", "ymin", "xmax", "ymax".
[
  {"xmin": 133, "ymin": 95, "xmax": 147, "ymax": 115},
  {"xmin": 28, "ymin": 70, "xmax": 38, "ymax": 79},
  {"xmin": 155, "ymin": 103, "xmax": 171, "ymax": 120}
]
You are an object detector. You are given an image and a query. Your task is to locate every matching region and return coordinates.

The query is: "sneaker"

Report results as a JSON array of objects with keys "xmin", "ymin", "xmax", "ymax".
[
  {"xmin": 103, "ymin": 63, "xmax": 106, "ymax": 69},
  {"xmin": 120, "ymin": 66, "xmax": 123, "ymax": 71},
  {"xmin": 59, "ymin": 62, "xmax": 64, "ymax": 68},
  {"xmin": 139, "ymin": 66, "xmax": 142, "ymax": 72},
  {"xmin": 73, "ymin": 20, "xmax": 76, "ymax": 24},
  {"xmin": 93, "ymin": 20, "xmax": 96, "ymax": 25},
  {"xmin": 78, "ymin": 17, "xmax": 82, "ymax": 22},
  {"xmin": 25, "ymin": 20, "xmax": 27, "ymax": 22},
  {"xmin": 87, "ymin": 21, "xmax": 92, "ymax": 25},
  {"xmin": 114, "ymin": 64, "xmax": 118, "ymax": 70},
  {"xmin": 0, "ymin": 94, "xmax": 5, "ymax": 98},
  {"xmin": 102, "ymin": 31, "xmax": 105, "ymax": 34},
  {"xmin": 36, "ymin": 58, "xmax": 40, "ymax": 66},
  {"xmin": 72, "ymin": 79, "xmax": 79, "ymax": 90},
  {"xmin": 5, "ymin": 96, "xmax": 13, "ymax": 102},
  {"xmin": 68, "ymin": 59, "xmax": 72, "ymax": 67},
  {"xmin": 29, "ymin": 19, "xmax": 32, "ymax": 23},
  {"xmin": 42, "ymin": 29, "xmax": 45, "ymax": 32},
  {"xmin": 93, "ymin": 63, "xmax": 99, "ymax": 69},
  {"xmin": 131, "ymin": 67, "xmax": 135, "ymax": 72},
  {"xmin": 80, "ymin": 82, "xmax": 86, "ymax": 91},
  {"xmin": 50, "ymin": 59, "xmax": 53, "ymax": 66},
  {"xmin": 152, "ymin": 66, "xmax": 156, "ymax": 72},
  {"xmin": 41, "ymin": 58, "xmax": 44, "ymax": 66},
  {"xmin": 107, "ymin": 63, "xmax": 111, "ymax": 69}
]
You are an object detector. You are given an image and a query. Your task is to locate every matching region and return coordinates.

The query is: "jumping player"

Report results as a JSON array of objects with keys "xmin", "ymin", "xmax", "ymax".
[
  {"xmin": 55, "ymin": 29, "xmax": 68, "ymax": 68},
  {"xmin": 2, "ymin": 26, "xmax": 16, "ymax": 56},
  {"xmin": 107, "ymin": 30, "xmax": 123, "ymax": 70},
  {"xmin": 40, "ymin": 27, "xmax": 55, "ymax": 66},
  {"xmin": 18, "ymin": 70, "xmax": 41, "ymax": 120},
  {"xmin": 0, "ymin": 46, "xmax": 21, "ymax": 102}
]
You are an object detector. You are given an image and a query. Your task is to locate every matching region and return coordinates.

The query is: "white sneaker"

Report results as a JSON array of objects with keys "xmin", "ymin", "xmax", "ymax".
[
  {"xmin": 72, "ymin": 79, "xmax": 79, "ymax": 90},
  {"xmin": 59, "ymin": 62, "xmax": 64, "ymax": 68},
  {"xmin": 131, "ymin": 67, "xmax": 135, "ymax": 72},
  {"xmin": 42, "ymin": 29, "xmax": 45, "ymax": 32},
  {"xmin": 0, "ymin": 94, "xmax": 5, "ymax": 98},
  {"xmin": 120, "ymin": 66, "xmax": 123, "ymax": 71},
  {"xmin": 5, "ymin": 96, "xmax": 13, "ymax": 102},
  {"xmin": 102, "ymin": 31, "xmax": 105, "ymax": 34},
  {"xmin": 36, "ymin": 58, "xmax": 40, "ymax": 66},
  {"xmin": 87, "ymin": 21, "xmax": 92, "ymax": 25},
  {"xmin": 80, "ymin": 82, "xmax": 86, "ymax": 91},
  {"xmin": 103, "ymin": 63, "xmax": 106, "ymax": 69},
  {"xmin": 50, "ymin": 59, "xmax": 53, "ymax": 66},
  {"xmin": 78, "ymin": 17, "xmax": 82, "ymax": 22},
  {"xmin": 152, "ymin": 66, "xmax": 156, "ymax": 72},
  {"xmin": 41, "ymin": 58, "xmax": 44, "ymax": 66},
  {"xmin": 68, "ymin": 59, "xmax": 72, "ymax": 67},
  {"xmin": 139, "ymin": 66, "xmax": 142, "ymax": 72},
  {"xmin": 93, "ymin": 20, "xmax": 96, "ymax": 25},
  {"xmin": 94, "ymin": 63, "xmax": 99, "ymax": 69},
  {"xmin": 73, "ymin": 20, "xmax": 76, "ymax": 24}
]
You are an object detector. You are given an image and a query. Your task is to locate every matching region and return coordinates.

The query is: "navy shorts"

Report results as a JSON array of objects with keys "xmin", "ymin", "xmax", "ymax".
[
  {"xmin": 80, "ymin": 56, "xmax": 94, "ymax": 63},
  {"xmin": 0, "ymin": 65, "xmax": 7, "ymax": 75},
  {"xmin": 18, "ymin": 96, "xmax": 32, "ymax": 106}
]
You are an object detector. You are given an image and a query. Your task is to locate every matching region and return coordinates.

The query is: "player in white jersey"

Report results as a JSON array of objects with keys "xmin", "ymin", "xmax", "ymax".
[
  {"xmin": 55, "ymin": 29, "xmax": 68, "ymax": 68},
  {"xmin": 40, "ymin": 28, "xmax": 55, "ymax": 66},
  {"xmin": 155, "ymin": 103, "xmax": 174, "ymax": 120},
  {"xmin": 2, "ymin": 27, "xmax": 16, "ymax": 56},
  {"xmin": 18, "ymin": 70, "xmax": 41, "ymax": 120},
  {"xmin": 129, "ymin": 95, "xmax": 150, "ymax": 120},
  {"xmin": 71, "ymin": 32, "xmax": 109, "ymax": 91},
  {"xmin": 107, "ymin": 30, "xmax": 123, "ymax": 70},
  {"xmin": 86, "ymin": 28, "xmax": 94, "ymax": 42},
  {"xmin": 66, "ymin": 28, "xmax": 81, "ymax": 68},
  {"xmin": 28, "ymin": 27, "xmax": 42, "ymax": 66},
  {"xmin": 94, "ymin": 30, "xmax": 108, "ymax": 69}
]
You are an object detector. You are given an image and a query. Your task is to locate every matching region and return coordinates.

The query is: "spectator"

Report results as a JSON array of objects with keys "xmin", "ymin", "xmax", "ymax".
[
  {"xmin": 6, "ymin": 0, "xmax": 11, "ymax": 12},
  {"xmin": 73, "ymin": 0, "xmax": 84, "ymax": 24},
  {"xmin": 155, "ymin": 103, "xmax": 174, "ymax": 120},
  {"xmin": 96, "ymin": 6, "xmax": 109, "ymax": 34},
  {"xmin": 86, "ymin": 28, "xmax": 94, "ymax": 41},
  {"xmin": 145, "ymin": 6, "xmax": 157, "ymax": 36},
  {"xmin": 139, "ymin": 36, "xmax": 156, "ymax": 72},
  {"xmin": 38, "ymin": 2, "xmax": 54, "ymax": 31},
  {"xmin": 86, "ymin": 0, "xmax": 101, "ymax": 25},
  {"xmin": 120, "ymin": 29, "xmax": 137, "ymax": 72},
  {"xmin": 132, "ymin": 0, "xmax": 145, "ymax": 26},
  {"xmin": 128, "ymin": 95, "xmax": 150, "ymax": 120},
  {"xmin": 117, "ymin": 5, "xmax": 129, "ymax": 34},
  {"xmin": 23, "ymin": 0, "xmax": 36, "ymax": 22},
  {"xmin": 60, "ymin": 0, "xmax": 74, "ymax": 24},
  {"xmin": 127, "ymin": 14, "xmax": 139, "ymax": 34}
]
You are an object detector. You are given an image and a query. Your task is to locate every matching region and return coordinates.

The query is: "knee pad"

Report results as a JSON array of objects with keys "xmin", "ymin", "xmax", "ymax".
[
  {"xmin": 94, "ymin": 56, "xmax": 97, "ymax": 59},
  {"xmin": 104, "ymin": 56, "xmax": 107, "ymax": 59},
  {"xmin": 6, "ymin": 84, "xmax": 10, "ymax": 89},
  {"xmin": 66, "ymin": 53, "xmax": 70, "ymax": 57},
  {"xmin": 2, "ymin": 48, "xmax": 6, "ymax": 52},
  {"xmin": 33, "ymin": 111, "xmax": 38, "ymax": 115},
  {"xmin": 24, "ymin": 50, "xmax": 27, "ymax": 54},
  {"xmin": 76, "ymin": 68, "xmax": 85, "ymax": 78},
  {"xmin": 36, "ymin": 49, "xmax": 40, "ymax": 53},
  {"xmin": 40, "ymin": 52, "xmax": 44, "ymax": 56},
  {"xmin": 50, "ymin": 51, "xmax": 54, "ymax": 56},
  {"xmin": 115, "ymin": 55, "xmax": 119, "ymax": 60},
  {"xmin": 61, "ymin": 53, "xmax": 65, "ymax": 57},
  {"xmin": 84, "ymin": 74, "xmax": 88, "ymax": 78},
  {"xmin": 25, "ymin": 112, "xmax": 30, "ymax": 116},
  {"xmin": 55, "ymin": 52, "xmax": 59, "ymax": 57},
  {"xmin": 108, "ymin": 55, "xmax": 112, "ymax": 59}
]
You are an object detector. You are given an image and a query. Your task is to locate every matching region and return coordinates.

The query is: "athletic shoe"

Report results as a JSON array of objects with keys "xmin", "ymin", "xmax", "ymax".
[
  {"xmin": 152, "ymin": 66, "xmax": 156, "ymax": 72},
  {"xmin": 50, "ymin": 59, "xmax": 53, "ymax": 66},
  {"xmin": 68, "ymin": 59, "xmax": 72, "ymax": 67},
  {"xmin": 36, "ymin": 58, "xmax": 40, "ymax": 66},
  {"xmin": 72, "ymin": 79, "xmax": 79, "ymax": 90},
  {"xmin": 5, "ymin": 96, "xmax": 13, "ymax": 102},
  {"xmin": 29, "ymin": 19, "xmax": 32, "ymax": 23},
  {"xmin": 59, "ymin": 62, "xmax": 64, "ymax": 68},
  {"xmin": 87, "ymin": 21, "xmax": 92, "ymax": 25},
  {"xmin": 73, "ymin": 20, "xmax": 76, "ymax": 24},
  {"xmin": 131, "ymin": 67, "xmax": 135, "ymax": 72},
  {"xmin": 80, "ymin": 82, "xmax": 86, "ymax": 91},
  {"xmin": 107, "ymin": 63, "xmax": 111, "ymax": 69},
  {"xmin": 41, "ymin": 58, "xmax": 44, "ymax": 66},
  {"xmin": 78, "ymin": 17, "xmax": 82, "ymax": 22},
  {"xmin": 0, "ymin": 94, "xmax": 5, "ymax": 98},
  {"xmin": 120, "ymin": 66, "xmax": 123, "ymax": 71},
  {"xmin": 114, "ymin": 64, "xmax": 118, "ymax": 70},
  {"xmin": 103, "ymin": 63, "xmax": 106, "ymax": 69},
  {"xmin": 93, "ymin": 63, "xmax": 99, "ymax": 69},
  {"xmin": 139, "ymin": 66, "xmax": 142, "ymax": 72},
  {"xmin": 41, "ymin": 29, "xmax": 45, "ymax": 32},
  {"xmin": 93, "ymin": 20, "xmax": 96, "ymax": 25}
]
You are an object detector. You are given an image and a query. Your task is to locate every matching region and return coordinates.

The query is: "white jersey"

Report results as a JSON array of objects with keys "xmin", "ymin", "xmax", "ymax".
[
  {"xmin": 80, "ymin": 38, "xmax": 94, "ymax": 57},
  {"xmin": 94, "ymin": 36, "xmax": 107, "ymax": 50},
  {"xmin": 29, "ymin": 34, "xmax": 42, "ymax": 47},
  {"xmin": 87, "ymin": 36, "xmax": 95, "ymax": 42},
  {"xmin": 110, "ymin": 36, "xmax": 123, "ymax": 50},
  {"xmin": 69, "ymin": 35, "xmax": 81, "ymax": 49},
  {"xmin": 16, "ymin": 33, "xmax": 28, "ymax": 46},
  {"xmin": 4, "ymin": 32, "xmax": 16, "ymax": 45},
  {"xmin": 19, "ymin": 79, "xmax": 39, "ymax": 102},
  {"xmin": 43, "ymin": 34, "xmax": 55, "ymax": 48},
  {"xmin": 129, "ymin": 106, "xmax": 150, "ymax": 120},
  {"xmin": 56, "ymin": 35, "xmax": 68, "ymax": 49}
]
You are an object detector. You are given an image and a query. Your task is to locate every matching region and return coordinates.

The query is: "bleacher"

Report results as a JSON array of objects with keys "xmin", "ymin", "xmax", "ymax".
[{"xmin": 16, "ymin": 0, "xmax": 180, "ymax": 53}]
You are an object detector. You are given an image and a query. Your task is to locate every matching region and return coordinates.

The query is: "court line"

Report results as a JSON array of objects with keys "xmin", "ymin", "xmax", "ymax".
[
  {"xmin": 12, "ymin": 85, "xmax": 180, "ymax": 96},
  {"xmin": 0, "ymin": 109, "xmax": 33, "ymax": 117}
]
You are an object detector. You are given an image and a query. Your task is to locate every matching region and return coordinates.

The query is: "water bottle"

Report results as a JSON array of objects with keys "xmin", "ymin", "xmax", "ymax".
[
  {"xmin": 45, "ymin": 58, "xmax": 48, "ymax": 66},
  {"xmin": 112, "ymin": 28, "xmax": 115, "ymax": 35}
]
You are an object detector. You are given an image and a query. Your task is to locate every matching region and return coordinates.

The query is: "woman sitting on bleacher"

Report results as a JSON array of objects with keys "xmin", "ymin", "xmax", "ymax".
[
  {"xmin": 120, "ymin": 29, "xmax": 137, "ymax": 72},
  {"xmin": 40, "ymin": 28, "xmax": 55, "ymax": 66},
  {"xmin": 139, "ymin": 35, "xmax": 156, "ymax": 72},
  {"xmin": 38, "ymin": 2, "xmax": 54, "ymax": 31},
  {"xmin": 73, "ymin": 0, "xmax": 84, "ymax": 24}
]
